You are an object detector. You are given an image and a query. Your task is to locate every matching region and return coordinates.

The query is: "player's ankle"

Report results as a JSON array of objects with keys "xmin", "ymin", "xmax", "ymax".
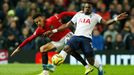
[
  {"xmin": 43, "ymin": 64, "xmax": 48, "ymax": 70},
  {"xmin": 59, "ymin": 50, "xmax": 67, "ymax": 60}
]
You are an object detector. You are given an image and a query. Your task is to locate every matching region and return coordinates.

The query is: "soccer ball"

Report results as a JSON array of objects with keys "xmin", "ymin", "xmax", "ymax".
[{"xmin": 52, "ymin": 54, "xmax": 64, "ymax": 66}]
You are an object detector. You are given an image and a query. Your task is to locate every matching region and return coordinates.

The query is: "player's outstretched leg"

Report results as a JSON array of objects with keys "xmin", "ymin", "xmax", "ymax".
[
  {"xmin": 38, "ymin": 52, "xmax": 49, "ymax": 75},
  {"xmin": 94, "ymin": 60, "xmax": 103, "ymax": 75},
  {"xmin": 70, "ymin": 51, "xmax": 94, "ymax": 75},
  {"xmin": 59, "ymin": 45, "xmax": 94, "ymax": 75}
]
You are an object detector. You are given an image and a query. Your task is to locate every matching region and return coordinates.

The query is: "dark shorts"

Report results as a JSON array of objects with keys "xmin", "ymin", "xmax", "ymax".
[{"xmin": 67, "ymin": 36, "xmax": 94, "ymax": 57}]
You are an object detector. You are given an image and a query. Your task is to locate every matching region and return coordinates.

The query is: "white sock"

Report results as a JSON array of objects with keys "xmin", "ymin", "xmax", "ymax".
[
  {"xmin": 94, "ymin": 60, "xmax": 103, "ymax": 71},
  {"xmin": 59, "ymin": 50, "xmax": 67, "ymax": 60}
]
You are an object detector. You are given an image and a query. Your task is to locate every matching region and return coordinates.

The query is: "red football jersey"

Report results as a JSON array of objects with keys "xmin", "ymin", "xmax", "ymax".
[{"xmin": 19, "ymin": 12, "xmax": 76, "ymax": 48}]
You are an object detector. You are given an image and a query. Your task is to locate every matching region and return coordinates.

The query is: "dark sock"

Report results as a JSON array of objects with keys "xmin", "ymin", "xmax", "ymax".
[
  {"xmin": 42, "ymin": 52, "xmax": 48, "ymax": 70},
  {"xmin": 70, "ymin": 51, "xmax": 87, "ymax": 66}
]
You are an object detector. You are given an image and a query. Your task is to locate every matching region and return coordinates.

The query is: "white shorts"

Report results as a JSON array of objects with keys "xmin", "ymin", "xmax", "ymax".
[{"xmin": 51, "ymin": 32, "xmax": 73, "ymax": 52}]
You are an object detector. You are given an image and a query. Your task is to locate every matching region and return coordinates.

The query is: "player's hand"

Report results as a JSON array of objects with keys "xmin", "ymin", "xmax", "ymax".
[
  {"xmin": 43, "ymin": 30, "xmax": 54, "ymax": 37},
  {"xmin": 10, "ymin": 47, "xmax": 21, "ymax": 57},
  {"xmin": 117, "ymin": 12, "xmax": 128, "ymax": 21}
]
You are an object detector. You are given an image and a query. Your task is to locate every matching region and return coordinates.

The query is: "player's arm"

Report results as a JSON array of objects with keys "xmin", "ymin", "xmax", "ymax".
[
  {"xmin": 101, "ymin": 12, "xmax": 128, "ymax": 25},
  {"xmin": 10, "ymin": 34, "xmax": 37, "ymax": 57},
  {"xmin": 57, "ymin": 11, "xmax": 77, "ymax": 19},
  {"xmin": 44, "ymin": 21, "xmax": 73, "ymax": 36},
  {"xmin": 44, "ymin": 12, "xmax": 78, "ymax": 36},
  {"xmin": 57, "ymin": 21, "xmax": 73, "ymax": 31}
]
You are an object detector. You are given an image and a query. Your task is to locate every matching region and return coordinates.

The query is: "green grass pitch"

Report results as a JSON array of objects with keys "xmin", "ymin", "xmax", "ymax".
[{"xmin": 0, "ymin": 64, "xmax": 134, "ymax": 75}]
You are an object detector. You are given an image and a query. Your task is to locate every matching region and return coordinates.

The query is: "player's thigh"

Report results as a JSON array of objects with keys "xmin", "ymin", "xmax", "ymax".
[
  {"xmin": 66, "ymin": 36, "xmax": 80, "ymax": 50},
  {"xmin": 40, "ymin": 42, "xmax": 56, "ymax": 52},
  {"xmin": 51, "ymin": 41, "xmax": 64, "ymax": 52},
  {"xmin": 80, "ymin": 38, "xmax": 95, "ymax": 65},
  {"xmin": 81, "ymin": 37, "xmax": 94, "ymax": 57}
]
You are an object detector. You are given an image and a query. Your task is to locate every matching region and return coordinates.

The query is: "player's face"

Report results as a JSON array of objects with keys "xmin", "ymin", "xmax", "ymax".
[
  {"xmin": 83, "ymin": 3, "xmax": 92, "ymax": 15},
  {"xmin": 34, "ymin": 16, "xmax": 45, "ymax": 27}
]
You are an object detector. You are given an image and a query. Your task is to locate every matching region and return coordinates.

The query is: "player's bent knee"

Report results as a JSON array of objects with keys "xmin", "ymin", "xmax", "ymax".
[
  {"xmin": 40, "ymin": 46, "xmax": 45, "ymax": 52},
  {"xmin": 40, "ymin": 43, "xmax": 56, "ymax": 52},
  {"xmin": 40, "ymin": 45, "xmax": 48, "ymax": 52},
  {"xmin": 64, "ymin": 45, "xmax": 72, "ymax": 53}
]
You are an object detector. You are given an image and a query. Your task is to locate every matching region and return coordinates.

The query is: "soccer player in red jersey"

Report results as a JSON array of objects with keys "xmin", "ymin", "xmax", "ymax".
[{"xmin": 11, "ymin": 12, "xmax": 89, "ymax": 75}]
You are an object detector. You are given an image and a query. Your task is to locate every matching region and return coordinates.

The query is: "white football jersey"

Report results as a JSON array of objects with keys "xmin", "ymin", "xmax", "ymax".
[{"xmin": 71, "ymin": 12, "xmax": 102, "ymax": 38}]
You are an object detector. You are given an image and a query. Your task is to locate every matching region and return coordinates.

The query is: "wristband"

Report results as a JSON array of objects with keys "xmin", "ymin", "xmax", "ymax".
[
  {"xmin": 114, "ymin": 17, "xmax": 118, "ymax": 22},
  {"xmin": 52, "ymin": 29, "xmax": 58, "ymax": 33}
]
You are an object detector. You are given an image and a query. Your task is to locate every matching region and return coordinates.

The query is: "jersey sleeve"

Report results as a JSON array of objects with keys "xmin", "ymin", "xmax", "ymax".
[
  {"xmin": 56, "ymin": 11, "xmax": 77, "ymax": 20},
  {"xmin": 19, "ymin": 27, "xmax": 41, "ymax": 48},
  {"xmin": 19, "ymin": 34, "xmax": 37, "ymax": 48},
  {"xmin": 71, "ymin": 13, "xmax": 79, "ymax": 24},
  {"xmin": 96, "ymin": 14, "xmax": 102, "ymax": 23}
]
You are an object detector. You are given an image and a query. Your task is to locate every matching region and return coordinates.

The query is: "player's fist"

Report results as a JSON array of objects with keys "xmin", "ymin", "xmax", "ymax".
[
  {"xmin": 117, "ymin": 12, "xmax": 128, "ymax": 21},
  {"xmin": 10, "ymin": 47, "xmax": 20, "ymax": 57}
]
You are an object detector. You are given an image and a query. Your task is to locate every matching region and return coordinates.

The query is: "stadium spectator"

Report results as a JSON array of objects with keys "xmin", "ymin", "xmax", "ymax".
[
  {"xmin": 122, "ymin": 0, "xmax": 130, "ymax": 12},
  {"xmin": 97, "ymin": 4, "xmax": 111, "ymax": 33},
  {"xmin": 28, "ymin": 2, "xmax": 40, "ymax": 18},
  {"xmin": 7, "ymin": 20, "xmax": 20, "ymax": 37},
  {"xmin": 130, "ymin": 18, "xmax": 134, "ymax": 29},
  {"xmin": 113, "ymin": 4, "xmax": 126, "ymax": 31},
  {"xmin": 109, "ymin": 3, "xmax": 116, "ymax": 19},
  {"xmin": 6, "ymin": 32, "xmax": 20, "ymax": 63},
  {"xmin": 15, "ymin": 0, "xmax": 27, "ymax": 26},
  {"xmin": 36, "ymin": 0, "xmax": 44, "ymax": 13},
  {"xmin": 53, "ymin": 0, "xmax": 65, "ymax": 13},
  {"xmin": 124, "ymin": 27, "xmax": 134, "ymax": 50},
  {"xmin": 104, "ymin": 35, "xmax": 114, "ymax": 50},
  {"xmin": 97, "ymin": 4, "xmax": 110, "ymax": 21},
  {"xmin": 24, "ymin": 14, "xmax": 34, "ymax": 32},
  {"xmin": 19, "ymin": 27, "xmax": 35, "ymax": 51},
  {"xmin": 0, "ymin": 21, "xmax": 4, "ymax": 30},
  {"xmin": 130, "ymin": 8, "xmax": 134, "ymax": 18},
  {"xmin": 67, "ymin": 3, "xmax": 76, "ymax": 12},
  {"xmin": 104, "ymin": 24, "xmax": 118, "ymax": 42},
  {"xmin": 113, "ymin": 33, "xmax": 125, "ymax": 50},
  {"xmin": 0, "ymin": 29, "xmax": 6, "ymax": 50},
  {"xmin": 0, "ymin": 2, "xmax": 9, "ymax": 21},
  {"xmin": 92, "ymin": 28, "xmax": 104, "ymax": 51},
  {"xmin": 112, "ymin": 0, "xmax": 119, "ymax": 11},
  {"xmin": 124, "ymin": 18, "xmax": 134, "ymax": 50},
  {"xmin": 121, "ymin": 21, "xmax": 130, "ymax": 38},
  {"xmin": 42, "ymin": 1, "xmax": 55, "ymax": 18}
]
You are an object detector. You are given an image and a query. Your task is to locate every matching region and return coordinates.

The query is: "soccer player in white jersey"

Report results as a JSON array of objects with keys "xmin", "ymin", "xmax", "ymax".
[{"xmin": 45, "ymin": 1, "xmax": 128, "ymax": 75}]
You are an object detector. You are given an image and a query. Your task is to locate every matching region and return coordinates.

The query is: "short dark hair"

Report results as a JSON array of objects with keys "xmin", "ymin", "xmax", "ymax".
[
  {"xmin": 33, "ymin": 13, "xmax": 43, "ymax": 19},
  {"xmin": 81, "ymin": 1, "xmax": 95, "ymax": 10}
]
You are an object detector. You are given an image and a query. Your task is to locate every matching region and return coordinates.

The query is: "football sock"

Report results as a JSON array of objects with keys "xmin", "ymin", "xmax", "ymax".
[
  {"xmin": 94, "ymin": 60, "xmax": 103, "ymax": 75},
  {"xmin": 70, "ymin": 51, "xmax": 87, "ymax": 66},
  {"xmin": 59, "ymin": 50, "xmax": 67, "ymax": 60},
  {"xmin": 42, "ymin": 52, "xmax": 48, "ymax": 70}
]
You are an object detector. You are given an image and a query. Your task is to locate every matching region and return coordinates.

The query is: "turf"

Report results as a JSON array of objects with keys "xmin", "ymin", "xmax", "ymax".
[{"xmin": 0, "ymin": 64, "xmax": 134, "ymax": 75}]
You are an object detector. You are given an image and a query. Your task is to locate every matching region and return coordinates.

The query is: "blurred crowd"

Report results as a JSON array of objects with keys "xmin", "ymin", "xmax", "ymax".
[{"xmin": 0, "ymin": 0, "xmax": 134, "ymax": 55}]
